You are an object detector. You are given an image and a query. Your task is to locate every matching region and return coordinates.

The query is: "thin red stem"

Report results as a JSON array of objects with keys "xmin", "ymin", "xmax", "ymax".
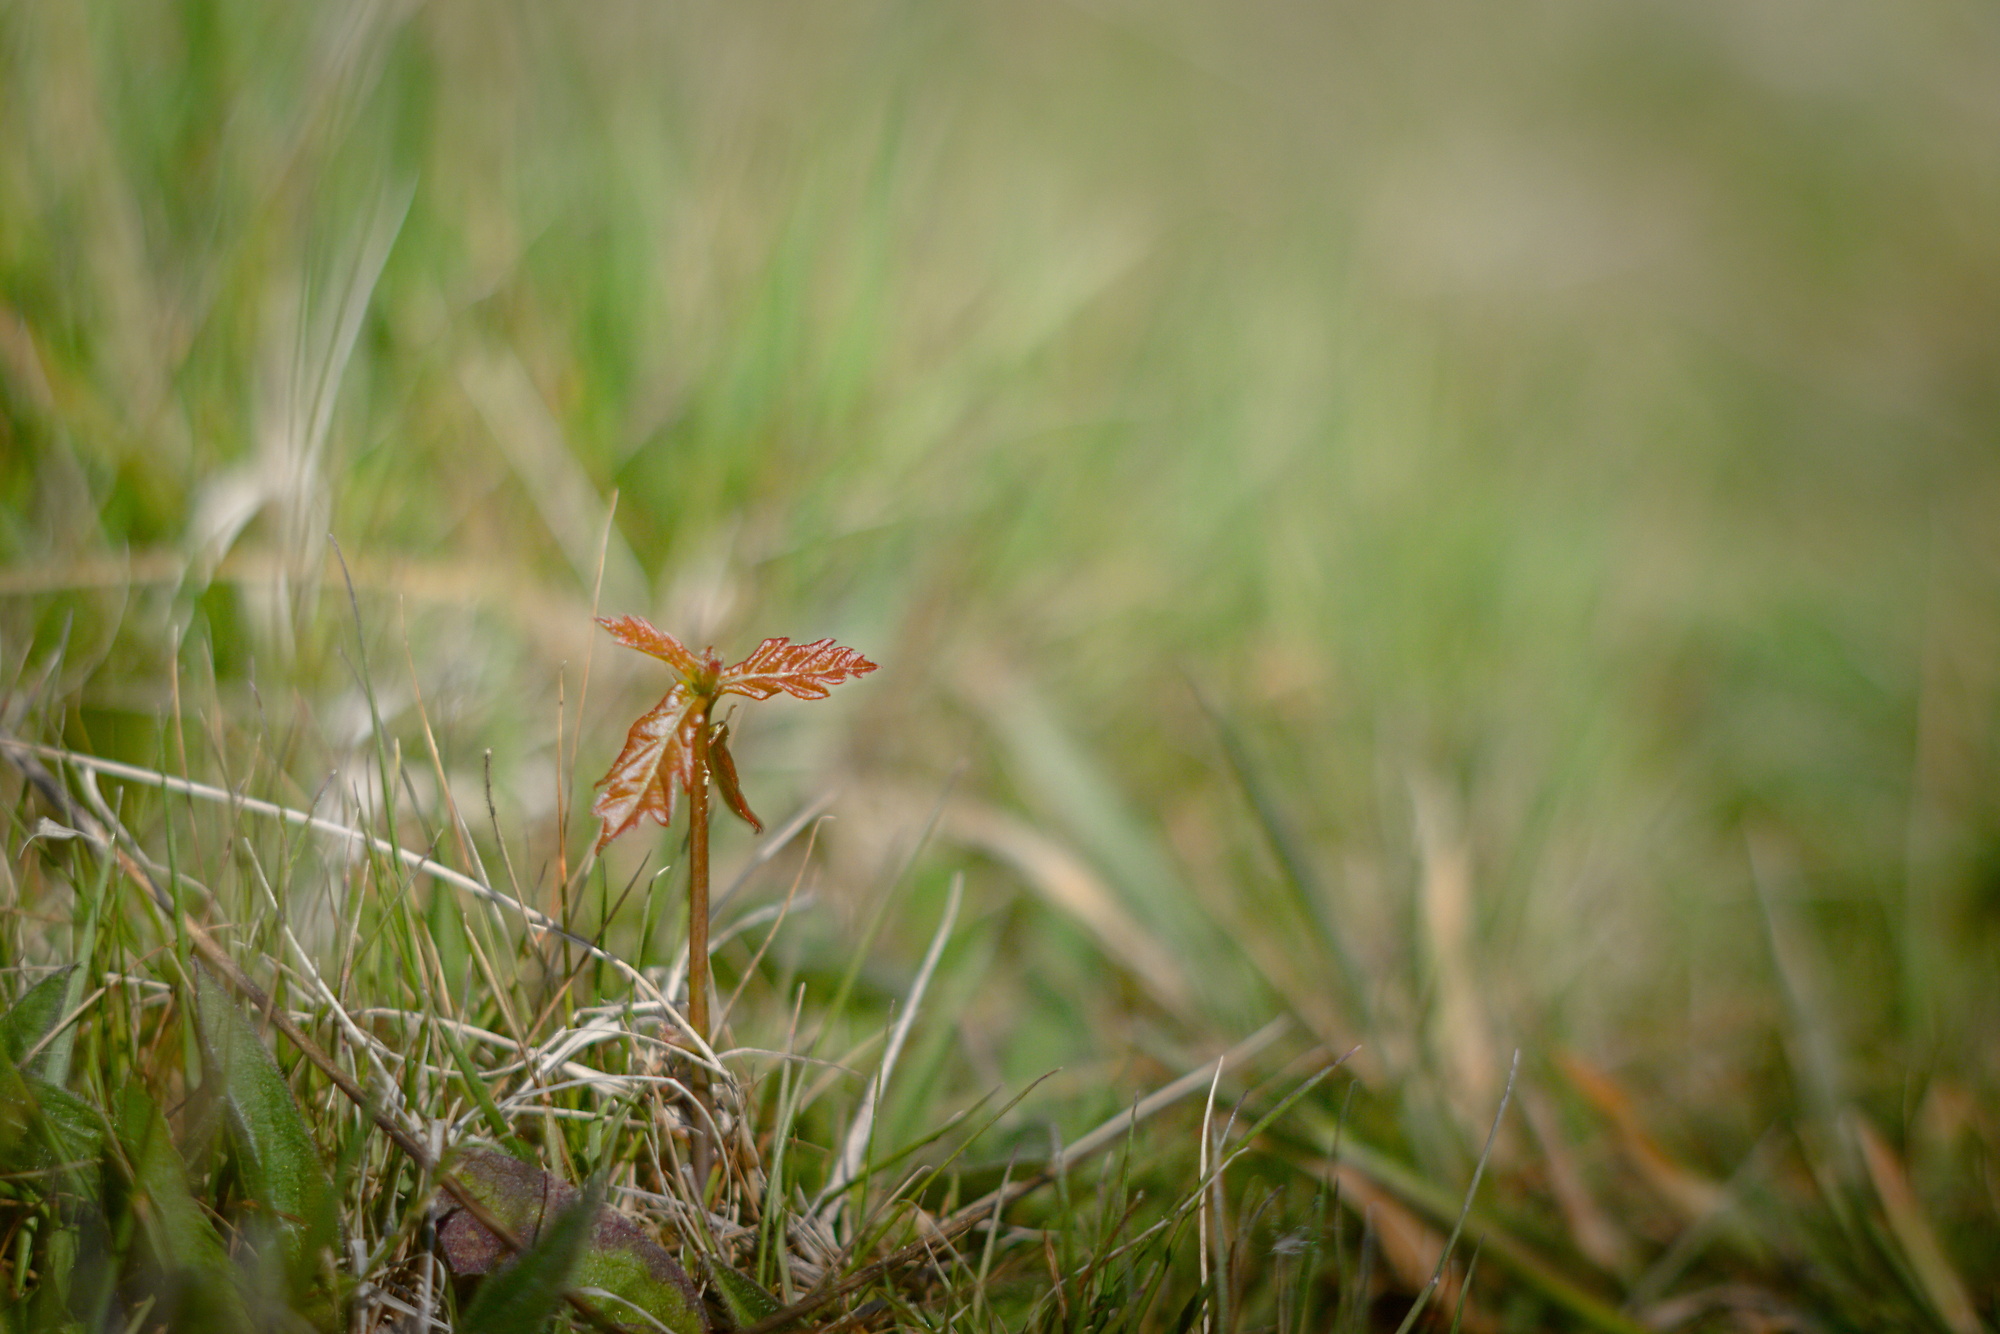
[
  {"xmin": 687, "ymin": 710, "xmax": 717, "ymax": 1192},
  {"xmin": 687, "ymin": 710, "xmax": 712, "ymax": 1044}
]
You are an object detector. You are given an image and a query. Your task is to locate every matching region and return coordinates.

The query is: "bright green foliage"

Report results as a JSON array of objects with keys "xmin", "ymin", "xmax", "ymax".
[
  {"xmin": 570, "ymin": 1239, "xmax": 707, "ymax": 1334},
  {"xmin": 0, "ymin": 967, "xmax": 101, "ymax": 1204},
  {"xmin": 0, "ymin": 1050, "xmax": 100, "ymax": 1185}
]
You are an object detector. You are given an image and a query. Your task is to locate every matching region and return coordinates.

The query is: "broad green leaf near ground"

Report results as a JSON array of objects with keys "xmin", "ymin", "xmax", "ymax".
[
  {"xmin": 456, "ymin": 1181, "xmax": 600, "ymax": 1334},
  {"xmin": 107, "ymin": 1087, "xmax": 252, "ymax": 1332},
  {"xmin": 0, "ymin": 1047, "xmax": 101, "ymax": 1184},
  {"xmin": 702, "ymin": 1256, "xmax": 785, "ymax": 1329},
  {"xmin": 439, "ymin": 1147, "xmax": 707, "ymax": 1334},
  {"xmin": 0, "ymin": 965, "xmax": 78, "ymax": 1083},
  {"xmin": 192, "ymin": 971, "xmax": 343, "ymax": 1277}
]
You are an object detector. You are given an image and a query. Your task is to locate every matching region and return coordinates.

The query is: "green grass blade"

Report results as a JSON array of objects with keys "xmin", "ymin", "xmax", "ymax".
[
  {"xmin": 1199, "ymin": 694, "xmax": 1371, "ymax": 1033},
  {"xmin": 438, "ymin": 989, "xmax": 532, "ymax": 1158},
  {"xmin": 1292, "ymin": 1119, "xmax": 1651, "ymax": 1334}
]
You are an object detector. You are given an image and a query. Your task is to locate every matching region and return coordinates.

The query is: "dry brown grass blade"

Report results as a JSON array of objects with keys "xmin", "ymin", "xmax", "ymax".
[
  {"xmin": 1850, "ymin": 1114, "xmax": 1982, "ymax": 1334},
  {"xmin": 1558, "ymin": 1052, "xmax": 1727, "ymax": 1224},
  {"xmin": 1412, "ymin": 779, "xmax": 1498, "ymax": 1132},
  {"xmin": 849, "ymin": 782, "xmax": 1193, "ymax": 1018},
  {"xmin": 1519, "ymin": 1084, "xmax": 1636, "ymax": 1278},
  {"xmin": 1320, "ymin": 1163, "xmax": 1468, "ymax": 1317}
]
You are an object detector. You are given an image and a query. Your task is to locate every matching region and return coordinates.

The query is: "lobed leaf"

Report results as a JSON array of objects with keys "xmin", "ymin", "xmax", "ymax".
[
  {"xmin": 593, "ymin": 620, "xmax": 875, "ymax": 852},
  {"xmin": 720, "ymin": 637, "xmax": 877, "ymax": 701},
  {"xmin": 598, "ymin": 615, "xmax": 717, "ymax": 683},
  {"xmin": 592, "ymin": 683, "xmax": 702, "ymax": 852}
]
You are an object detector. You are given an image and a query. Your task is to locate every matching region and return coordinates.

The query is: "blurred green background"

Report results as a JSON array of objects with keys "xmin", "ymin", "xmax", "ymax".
[{"xmin": 3, "ymin": 0, "xmax": 1998, "ymax": 1318}]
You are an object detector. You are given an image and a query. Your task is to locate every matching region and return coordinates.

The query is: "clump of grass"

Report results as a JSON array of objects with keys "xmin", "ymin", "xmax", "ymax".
[
  {"xmin": 0, "ymin": 622, "xmax": 1357, "ymax": 1332},
  {"xmin": 3, "ymin": 589, "xmax": 1991, "ymax": 1334}
]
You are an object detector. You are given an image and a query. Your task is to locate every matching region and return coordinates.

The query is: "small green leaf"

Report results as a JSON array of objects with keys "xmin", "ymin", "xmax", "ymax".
[
  {"xmin": 703, "ymin": 1255, "xmax": 784, "ymax": 1329},
  {"xmin": 193, "ymin": 971, "xmax": 342, "ymax": 1275},
  {"xmin": 23, "ymin": 1219, "xmax": 84, "ymax": 1330},
  {"xmin": 108, "ymin": 1087, "xmax": 252, "ymax": 1332},
  {"xmin": 458, "ymin": 1180, "xmax": 599, "ymax": 1334},
  {"xmin": 0, "ymin": 1045, "xmax": 102, "ymax": 1186},
  {"xmin": 112, "ymin": 1087, "xmax": 229, "ymax": 1273},
  {"xmin": 26, "ymin": 1076, "xmax": 102, "ymax": 1167},
  {"xmin": 573, "ymin": 1232, "xmax": 708, "ymax": 1334},
  {"xmin": 0, "ymin": 965, "xmax": 77, "ymax": 1081}
]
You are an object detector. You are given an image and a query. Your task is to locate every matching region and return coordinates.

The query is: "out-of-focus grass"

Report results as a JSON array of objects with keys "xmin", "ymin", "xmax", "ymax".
[{"xmin": 3, "ymin": 0, "xmax": 1998, "ymax": 1328}]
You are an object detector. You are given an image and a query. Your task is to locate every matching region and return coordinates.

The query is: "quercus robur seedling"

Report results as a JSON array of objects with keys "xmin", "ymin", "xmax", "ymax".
[{"xmin": 592, "ymin": 615, "xmax": 876, "ymax": 1044}]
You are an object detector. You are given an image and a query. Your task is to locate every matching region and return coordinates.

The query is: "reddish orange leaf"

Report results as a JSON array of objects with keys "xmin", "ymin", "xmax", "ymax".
[
  {"xmin": 596, "ymin": 615, "xmax": 717, "ymax": 682},
  {"xmin": 707, "ymin": 724, "xmax": 762, "ymax": 833},
  {"xmin": 591, "ymin": 683, "xmax": 702, "ymax": 851},
  {"xmin": 593, "ymin": 622, "xmax": 875, "ymax": 854},
  {"xmin": 720, "ymin": 637, "xmax": 878, "ymax": 701}
]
